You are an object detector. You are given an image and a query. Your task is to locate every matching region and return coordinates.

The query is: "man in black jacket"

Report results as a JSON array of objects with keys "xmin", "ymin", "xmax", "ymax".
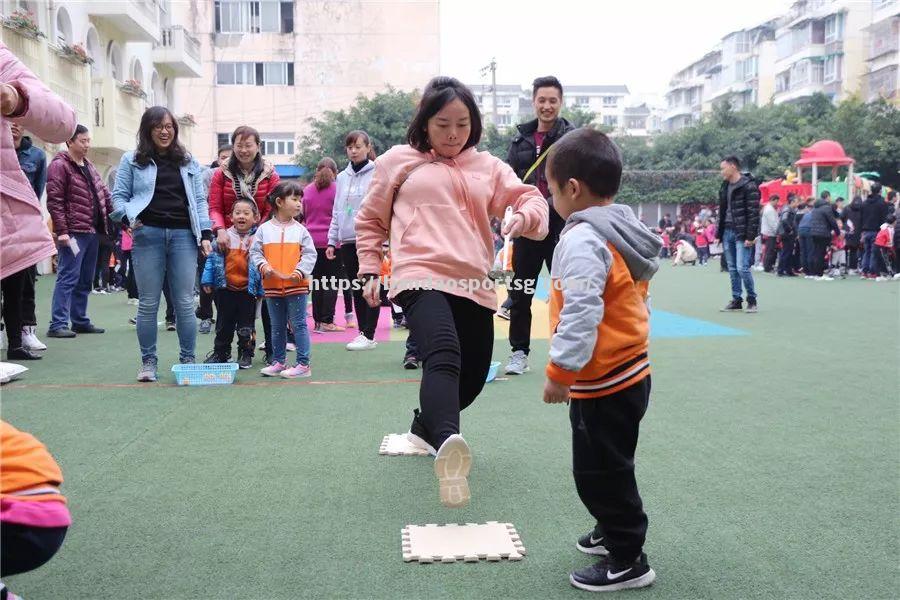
[
  {"xmin": 859, "ymin": 183, "xmax": 889, "ymax": 279},
  {"xmin": 776, "ymin": 193, "xmax": 801, "ymax": 276},
  {"xmin": 503, "ymin": 75, "xmax": 574, "ymax": 375},
  {"xmin": 716, "ymin": 156, "xmax": 760, "ymax": 313}
]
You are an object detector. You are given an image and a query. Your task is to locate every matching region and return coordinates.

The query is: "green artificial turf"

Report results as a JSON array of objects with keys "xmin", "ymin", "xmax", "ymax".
[{"xmin": 2, "ymin": 267, "xmax": 898, "ymax": 599}]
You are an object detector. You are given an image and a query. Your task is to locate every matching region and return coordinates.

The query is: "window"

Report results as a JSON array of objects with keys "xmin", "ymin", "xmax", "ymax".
[
  {"xmin": 777, "ymin": 33, "xmax": 793, "ymax": 59},
  {"xmin": 217, "ymin": 133, "xmax": 231, "ymax": 149},
  {"xmin": 602, "ymin": 115, "xmax": 618, "ymax": 127},
  {"xmin": 216, "ymin": 62, "xmax": 294, "ymax": 85},
  {"xmin": 496, "ymin": 96, "xmax": 512, "ymax": 107},
  {"xmin": 602, "ymin": 96, "xmax": 618, "ymax": 107},
  {"xmin": 215, "ymin": 0, "xmax": 294, "ymax": 33},
  {"xmin": 734, "ymin": 31, "xmax": 750, "ymax": 54},
  {"xmin": 739, "ymin": 56, "xmax": 758, "ymax": 81},
  {"xmin": 259, "ymin": 134, "xmax": 296, "ymax": 156},
  {"xmin": 776, "ymin": 70, "xmax": 790, "ymax": 93},
  {"xmin": 824, "ymin": 13, "xmax": 843, "ymax": 43},
  {"xmin": 497, "ymin": 114, "xmax": 512, "ymax": 126},
  {"xmin": 824, "ymin": 55, "xmax": 841, "ymax": 83},
  {"xmin": 575, "ymin": 96, "xmax": 590, "ymax": 107}
]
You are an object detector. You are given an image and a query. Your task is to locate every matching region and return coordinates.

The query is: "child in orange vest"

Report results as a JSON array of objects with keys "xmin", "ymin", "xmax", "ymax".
[
  {"xmin": 1, "ymin": 421, "xmax": 70, "ymax": 599},
  {"xmin": 543, "ymin": 129, "xmax": 662, "ymax": 592}
]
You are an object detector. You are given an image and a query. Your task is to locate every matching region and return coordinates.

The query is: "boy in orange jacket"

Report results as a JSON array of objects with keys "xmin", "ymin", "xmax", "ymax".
[{"xmin": 543, "ymin": 129, "xmax": 662, "ymax": 592}]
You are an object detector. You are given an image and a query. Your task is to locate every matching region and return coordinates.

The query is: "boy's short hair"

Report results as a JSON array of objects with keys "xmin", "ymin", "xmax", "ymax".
[
  {"xmin": 546, "ymin": 128, "xmax": 622, "ymax": 199},
  {"xmin": 231, "ymin": 197, "xmax": 259, "ymax": 216},
  {"xmin": 532, "ymin": 76, "xmax": 563, "ymax": 98},
  {"xmin": 871, "ymin": 183, "xmax": 882, "ymax": 195}
]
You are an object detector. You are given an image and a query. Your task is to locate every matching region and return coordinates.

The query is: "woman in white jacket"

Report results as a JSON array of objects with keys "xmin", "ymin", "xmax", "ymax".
[{"xmin": 325, "ymin": 130, "xmax": 381, "ymax": 350}]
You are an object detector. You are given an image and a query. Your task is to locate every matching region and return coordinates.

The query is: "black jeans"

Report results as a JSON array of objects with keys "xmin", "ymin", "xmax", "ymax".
[
  {"xmin": 0, "ymin": 523, "xmax": 68, "ymax": 578},
  {"xmin": 93, "ymin": 241, "xmax": 115, "ymax": 289},
  {"xmin": 508, "ymin": 210, "xmax": 563, "ymax": 355},
  {"xmin": 398, "ymin": 290, "xmax": 494, "ymax": 448},
  {"xmin": 22, "ymin": 265, "xmax": 37, "ymax": 327},
  {"xmin": 338, "ymin": 243, "xmax": 380, "ymax": 339},
  {"xmin": 847, "ymin": 244, "xmax": 859, "ymax": 270},
  {"xmin": 1, "ymin": 269, "xmax": 28, "ymax": 348},
  {"xmin": 196, "ymin": 254, "xmax": 215, "ymax": 321},
  {"xmin": 763, "ymin": 235, "xmax": 778, "ymax": 272},
  {"xmin": 811, "ymin": 236, "xmax": 830, "ymax": 276},
  {"xmin": 571, "ymin": 376, "xmax": 651, "ymax": 563},
  {"xmin": 123, "ymin": 250, "xmax": 138, "ymax": 299},
  {"xmin": 311, "ymin": 247, "xmax": 340, "ymax": 325},
  {"xmin": 777, "ymin": 235, "xmax": 795, "ymax": 275},
  {"xmin": 213, "ymin": 288, "xmax": 257, "ymax": 357}
]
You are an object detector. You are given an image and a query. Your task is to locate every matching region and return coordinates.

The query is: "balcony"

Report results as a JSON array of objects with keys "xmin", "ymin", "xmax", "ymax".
[
  {"xmin": 154, "ymin": 26, "xmax": 202, "ymax": 77},
  {"xmin": 92, "ymin": 77, "xmax": 146, "ymax": 154},
  {"xmin": 89, "ymin": 0, "xmax": 159, "ymax": 43}
]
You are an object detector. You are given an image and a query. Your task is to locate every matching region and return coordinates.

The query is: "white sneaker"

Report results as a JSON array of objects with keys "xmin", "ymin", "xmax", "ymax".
[
  {"xmin": 893, "ymin": 274, "xmax": 900, "ymax": 280},
  {"xmin": 875, "ymin": 276, "xmax": 889, "ymax": 282},
  {"xmin": 434, "ymin": 434, "xmax": 472, "ymax": 508},
  {"xmin": 346, "ymin": 334, "xmax": 377, "ymax": 351},
  {"xmin": 817, "ymin": 275, "xmax": 834, "ymax": 281},
  {"xmin": 21, "ymin": 326, "xmax": 47, "ymax": 351},
  {"xmin": 505, "ymin": 350, "xmax": 530, "ymax": 375}
]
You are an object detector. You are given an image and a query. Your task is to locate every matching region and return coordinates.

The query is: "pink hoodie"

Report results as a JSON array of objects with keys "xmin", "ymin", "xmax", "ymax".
[
  {"xmin": 1, "ymin": 42, "xmax": 77, "ymax": 279},
  {"xmin": 355, "ymin": 145, "xmax": 549, "ymax": 310},
  {"xmin": 302, "ymin": 181, "xmax": 336, "ymax": 248}
]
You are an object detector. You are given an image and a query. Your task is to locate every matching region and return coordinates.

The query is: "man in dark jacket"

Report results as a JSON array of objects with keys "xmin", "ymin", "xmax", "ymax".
[
  {"xmin": 776, "ymin": 193, "xmax": 801, "ymax": 276},
  {"xmin": 841, "ymin": 195, "xmax": 863, "ymax": 270},
  {"xmin": 45, "ymin": 125, "xmax": 112, "ymax": 338},
  {"xmin": 860, "ymin": 183, "xmax": 889, "ymax": 278},
  {"xmin": 503, "ymin": 75, "xmax": 574, "ymax": 375},
  {"xmin": 716, "ymin": 156, "xmax": 760, "ymax": 312},
  {"xmin": 8, "ymin": 124, "xmax": 48, "ymax": 357},
  {"xmin": 807, "ymin": 193, "xmax": 842, "ymax": 278}
]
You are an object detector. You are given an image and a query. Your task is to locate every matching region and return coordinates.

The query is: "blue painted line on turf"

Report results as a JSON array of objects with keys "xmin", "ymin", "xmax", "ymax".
[{"xmin": 532, "ymin": 276, "xmax": 745, "ymax": 339}]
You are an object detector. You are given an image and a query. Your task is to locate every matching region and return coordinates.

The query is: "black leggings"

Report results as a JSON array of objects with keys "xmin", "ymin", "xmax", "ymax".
[
  {"xmin": 0, "ymin": 523, "xmax": 68, "ymax": 578},
  {"xmin": 311, "ymin": 247, "xmax": 341, "ymax": 324},
  {"xmin": 1, "ymin": 269, "xmax": 27, "ymax": 349},
  {"xmin": 398, "ymin": 290, "xmax": 495, "ymax": 448},
  {"xmin": 811, "ymin": 236, "xmax": 830, "ymax": 277},
  {"xmin": 338, "ymin": 243, "xmax": 380, "ymax": 339}
]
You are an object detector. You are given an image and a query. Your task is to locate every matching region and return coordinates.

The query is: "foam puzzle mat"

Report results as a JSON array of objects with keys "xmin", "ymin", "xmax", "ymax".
[
  {"xmin": 379, "ymin": 433, "xmax": 430, "ymax": 456},
  {"xmin": 401, "ymin": 522, "xmax": 526, "ymax": 563}
]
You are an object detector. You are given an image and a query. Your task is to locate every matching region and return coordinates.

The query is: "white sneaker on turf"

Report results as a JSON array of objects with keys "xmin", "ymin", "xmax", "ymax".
[
  {"xmin": 875, "ymin": 276, "xmax": 889, "ymax": 282},
  {"xmin": 346, "ymin": 334, "xmax": 377, "ymax": 351},
  {"xmin": 434, "ymin": 434, "xmax": 472, "ymax": 508},
  {"xmin": 505, "ymin": 350, "xmax": 530, "ymax": 375},
  {"xmin": 817, "ymin": 275, "xmax": 834, "ymax": 281},
  {"xmin": 21, "ymin": 326, "xmax": 47, "ymax": 351}
]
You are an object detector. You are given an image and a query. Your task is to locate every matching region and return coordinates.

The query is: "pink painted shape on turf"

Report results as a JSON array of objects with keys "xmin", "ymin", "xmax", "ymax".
[{"xmin": 308, "ymin": 295, "xmax": 396, "ymax": 344}]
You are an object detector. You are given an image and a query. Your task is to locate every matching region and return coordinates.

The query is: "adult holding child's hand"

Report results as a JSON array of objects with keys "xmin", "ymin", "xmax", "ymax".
[{"xmin": 354, "ymin": 76, "xmax": 548, "ymax": 508}]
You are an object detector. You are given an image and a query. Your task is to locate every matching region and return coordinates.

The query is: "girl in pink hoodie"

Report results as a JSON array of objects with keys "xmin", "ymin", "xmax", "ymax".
[{"xmin": 355, "ymin": 77, "xmax": 548, "ymax": 508}]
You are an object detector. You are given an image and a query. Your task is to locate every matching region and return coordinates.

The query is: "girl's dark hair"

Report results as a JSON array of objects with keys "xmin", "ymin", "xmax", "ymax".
[
  {"xmin": 314, "ymin": 157, "xmax": 338, "ymax": 190},
  {"xmin": 406, "ymin": 77, "xmax": 482, "ymax": 153},
  {"xmin": 267, "ymin": 180, "xmax": 304, "ymax": 221},
  {"xmin": 345, "ymin": 130, "xmax": 376, "ymax": 161},
  {"xmin": 231, "ymin": 197, "xmax": 259, "ymax": 217},
  {"xmin": 228, "ymin": 125, "xmax": 263, "ymax": 180},
  {"xmin": 134, "ymin": 107, "xmax": 189, "ymax": 167}
]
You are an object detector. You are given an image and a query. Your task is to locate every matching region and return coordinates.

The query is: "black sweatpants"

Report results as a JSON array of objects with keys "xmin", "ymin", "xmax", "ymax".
[
  {"xmin": 311, "ymin": 247, "xmax": 341, "ymax": 325},
  {"xmin": 571, "ymin": 376, "xmax": 651, "ymax": 563},
  {"xmin": 509, "ymin": 211, "xmax": 563, "ymax": 355},
  {"xmin": 811, "ymin": 236, "xmax": 830, "ymax": 277},
  {"xmin": 762, "ymin": 236, "xmax": 778, "ymax": 272},
  {"xmin": 1, "ymin": 269, "xmax": 27, "ymax": 349},
  {"xmin": 398, "ymin": 290, "xmax": 494, "ymax": 448},
  {"xmin": 213, "ymin": 288, "xmax": 257, "ymax": 357},
  {"xmin": 0, "ymin": 523, "xmax": 68, "ymax": 578},
  {"xmin": 22, "ymin": 265, "xmax": 37, "ymax": 327},
  {"xmin": 93, "ymin": 241, "xmax": 114, "ymax": 289},
  {"xmin": 777, "ymin": 234, "xmax": 795, "ymax": 275},
  {"xmin": 338, "ymin": 242, "xmax": 380, "ymax": 339}
]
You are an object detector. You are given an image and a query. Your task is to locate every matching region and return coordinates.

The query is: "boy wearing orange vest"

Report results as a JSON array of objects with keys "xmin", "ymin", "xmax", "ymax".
[{"xmin": 543, "ymin": 129, "xmax": 662, "ymax": 592}]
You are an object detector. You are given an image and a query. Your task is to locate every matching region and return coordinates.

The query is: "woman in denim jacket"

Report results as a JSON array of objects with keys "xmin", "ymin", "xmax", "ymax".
[{"xmin": 111, "ymin": 106, "xmax": 213, "ymax": 382}]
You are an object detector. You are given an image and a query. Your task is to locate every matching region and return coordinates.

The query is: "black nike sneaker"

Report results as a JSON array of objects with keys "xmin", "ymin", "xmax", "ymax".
[
  {"xmin": 570, "ymin": 553, "xmax": 656, "ymax": 592},
  {"xmin": 576, "ymin": 529, "xmax": 609, "ymax": 556},
  {"xmin": 406, "ymin": 408, "xmax": 437, "ymax": 456}
]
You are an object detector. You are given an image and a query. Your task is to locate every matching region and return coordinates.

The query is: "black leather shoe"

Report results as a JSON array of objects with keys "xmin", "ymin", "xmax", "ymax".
[
  {"xmin": 72, "ymin": 324, "xmax": 105, "ymax": 334},
  {"xmin": 6, "ymin": 347, "xmax": 42, "ymax": 360},
  {"xmin": 46, "ymin": 328, "xmax": 77, "ymax": 338}
]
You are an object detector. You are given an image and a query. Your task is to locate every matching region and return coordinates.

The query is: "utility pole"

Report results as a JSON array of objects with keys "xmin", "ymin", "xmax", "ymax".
[{"xmin": 480, "ymin": 58, "xmax": 497, "ymax": 126}]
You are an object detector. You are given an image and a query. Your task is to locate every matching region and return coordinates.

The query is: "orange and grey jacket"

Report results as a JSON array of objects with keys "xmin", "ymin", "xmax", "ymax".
[
  {"xmin": 249, "ymin": 218, "xmax": 317, "ymax": 297},
  {"xmin": 546, "ymin": 204, "xmax": 662, "ymax": 399}
]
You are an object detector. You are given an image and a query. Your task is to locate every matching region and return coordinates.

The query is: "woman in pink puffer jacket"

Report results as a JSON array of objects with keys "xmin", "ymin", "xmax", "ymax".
[{"xmin": 1, "ymin": 43, "xmax": 77, "ymax": 359}]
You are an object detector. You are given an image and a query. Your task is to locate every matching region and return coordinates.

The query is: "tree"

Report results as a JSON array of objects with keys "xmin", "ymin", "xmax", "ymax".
[
  {"xmin": 561, "ymin": 105, "xmax": 597, "ymax": 128},
  {"xmin": 295, "ymin": 87, "xmax": 419, "ymax": 172},
  {"xmin": 479, "ymin": 124, "xmax": 512, "ymax": 160}
]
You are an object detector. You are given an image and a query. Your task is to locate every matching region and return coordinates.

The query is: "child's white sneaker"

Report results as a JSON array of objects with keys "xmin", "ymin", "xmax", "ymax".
[
  {"xmin": 21, "ymin": 326, "xmax": 47, "ymax": 351},
  {"xmin": 260, "ymin": 362, "xmax": 286, "ymax": 377},
  {"xmin": 434, "ymin": 434, "xmax": 472, "ymax": 508},
  {"xmin": 346, "ymin": 334, "xmax": 377, "ymax": 351},
  {"xmin": 280, "ymin": 364, "xmax": 311, "ymax": 379}
]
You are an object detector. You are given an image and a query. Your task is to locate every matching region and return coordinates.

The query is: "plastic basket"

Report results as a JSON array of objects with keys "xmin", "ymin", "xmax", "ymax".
[
  {"xmin": 171, "ymin": 363, "xmax": 239, "ymax": 386},
  {"xmin": 486, "ymin": 361, "xmax": 501, "ymax": 383}
]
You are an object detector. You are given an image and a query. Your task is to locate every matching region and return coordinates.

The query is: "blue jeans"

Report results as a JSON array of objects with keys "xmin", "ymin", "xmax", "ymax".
[
  {"xmin": 860, "ymin": 231, "xmax": 878, "ymax": 274},
  {"xmin": 132, "ymin": 225, "xmax": 199, "ymax": 362},
  {"xmin": 722, "ymin": 228, "xmax": 756, "ymax": 302},
  {"xmin": 266, "ymin": 294, "xmax": 310, "ymax": 366},
  {"xmin": 49, "ymin": 233, "xmax": 100, "ymax": 331}
]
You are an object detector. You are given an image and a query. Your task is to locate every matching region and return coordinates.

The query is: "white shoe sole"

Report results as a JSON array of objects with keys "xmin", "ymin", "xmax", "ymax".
[
  {"xmin": 280, "ymin": 370, "xmax": 311, "ymax": 379},
  {"xmin": 346, "ymin": 343, "xmax": 377, "ymax": 351},
  {"xmin": 504, "ymin": 365, "xmax": 530, "ymax": 375},
  {"xmin": 434, "ymin": 434, "xmax": 471, "ymax": 508},
  {"xmin": 569, "ymin": 568, "xmax": 656, "ymax": 592},
  {"xmin": 22, "ymin": 342, "xmax": 47, "ymax": 351},
  {"xmin": 406, "ymin": 431, "xmax": 437, "ymax": 456},
  {"xmin": 575, "ymin": 541, "xmax": 610, "ymax": 556}
]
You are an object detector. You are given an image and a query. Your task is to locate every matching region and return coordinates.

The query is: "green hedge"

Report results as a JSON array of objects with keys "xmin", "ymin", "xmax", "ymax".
[{"xmin": 617, "ymin": 170, "xmax": 720, "ymax": 205}]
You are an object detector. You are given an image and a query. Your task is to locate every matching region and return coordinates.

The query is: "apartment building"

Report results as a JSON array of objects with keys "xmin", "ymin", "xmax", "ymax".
[
  {"xmin": 706, "ymin": 21, "xmax": 778, "ymax": 110},
  {"xmin": 771, "ymin": 0, "xmax": 869, "ymax": 105},
  {"xmin": 1, "ymin": 0, "xmax": 203, "ymax": 184},
  {"xmin": 566, "ymin": 85, "xmax": 631, "ymax": 130},
  {"xmin": 663, "ymin": 50, "xmax": 721, "ymax": 132},
  {"xmin": 174, "ymin": 0, "xmax": 440, "ymax": 175},
  {"xmin": 864, "ymin": 0, "xmax": 899, "ymax": 103}
]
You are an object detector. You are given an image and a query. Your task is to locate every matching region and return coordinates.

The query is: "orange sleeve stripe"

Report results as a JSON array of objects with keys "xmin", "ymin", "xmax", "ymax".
[{"xmin": 546, "ymin": 362, "xmax": 580, "ymax": 386}]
